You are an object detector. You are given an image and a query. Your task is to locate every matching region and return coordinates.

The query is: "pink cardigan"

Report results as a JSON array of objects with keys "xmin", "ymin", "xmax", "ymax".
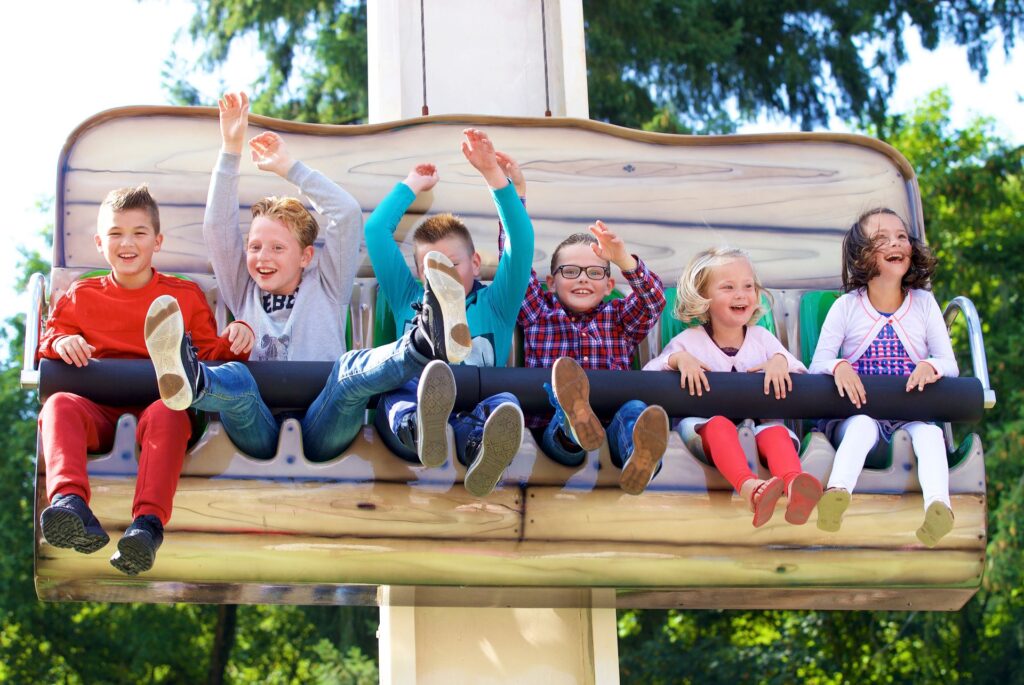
[
  {"xmin": 808, "ymin": 288, "xmax": 958, "ymax": 378},
  {"xmin": 644, "ymin": 325, "xmax": 806, "ymax": 373}
]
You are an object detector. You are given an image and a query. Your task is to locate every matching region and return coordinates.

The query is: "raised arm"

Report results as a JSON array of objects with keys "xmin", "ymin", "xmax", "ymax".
[
  {"xmin": 250, "ymin": 131, "xmax": 365, "ymax": 305},
  {"xmin": 203, "ymin": 92, "xmax": 253, "ymax": 313},
  {"xmin": 593, "ymin": 221, "xmax": 665, "ymax": 342},
  {"xmin": 363, "ymin": 164, "xmax": 436, "ymax": 312},
  {"xmin": 463, "ymin": 131, "xmax": 534, "ymax": 323}
]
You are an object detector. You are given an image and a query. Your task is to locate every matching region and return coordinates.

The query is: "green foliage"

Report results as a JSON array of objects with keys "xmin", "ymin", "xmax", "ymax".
[{"xmin": 164, "ymin": 0, "xmax": 1022, "ymax": 131}]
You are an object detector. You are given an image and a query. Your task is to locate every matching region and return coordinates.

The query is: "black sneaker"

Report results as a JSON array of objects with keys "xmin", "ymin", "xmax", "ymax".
[
  {"xmin": 416, "ymin": 251, "xmax": 471, "ymax": 363},
  {"xmin": 464, "ymin": 402, "xmax": 523, "ymax": 498},
  {"xmin": 145, "ymin": 295, "xmax": 201, "ymax": 411},
  {"xmin": 110, "ymin": 514, "xmax": 164, "ymax": 576},
  {"xmin": 416, "ymin": 360, "xmax": 456, "ymax": 467},
  {"xmin": 40, "ymin": 493, "xmax": 109, "ymax": 554}
]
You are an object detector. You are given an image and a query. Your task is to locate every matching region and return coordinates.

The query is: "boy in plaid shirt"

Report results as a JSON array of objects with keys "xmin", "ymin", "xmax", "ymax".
[{"xmin": 496, "ymin": 154, "xmax": 669, "ymax": 494}]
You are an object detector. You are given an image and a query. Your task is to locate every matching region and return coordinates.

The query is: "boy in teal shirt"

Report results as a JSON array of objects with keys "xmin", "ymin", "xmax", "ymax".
[{"xmin": 368, "ymin": 129, "xmax": 535, "ymax": 497}]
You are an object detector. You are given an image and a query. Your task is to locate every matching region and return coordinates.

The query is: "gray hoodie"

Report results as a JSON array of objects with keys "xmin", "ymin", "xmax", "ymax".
[{"xmin": 203, "ymin": 152, "xmax": 362, "ymax": 362}]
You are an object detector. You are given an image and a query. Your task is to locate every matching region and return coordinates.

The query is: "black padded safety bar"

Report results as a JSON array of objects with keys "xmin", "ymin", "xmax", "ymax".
[{"xmin": 38, "ymin": 359, "xmax": 985, "ymax": 422}]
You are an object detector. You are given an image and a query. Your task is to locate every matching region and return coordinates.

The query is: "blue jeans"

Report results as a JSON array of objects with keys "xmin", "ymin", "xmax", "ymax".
[
  {"xmin": 194, "ymin": 331, "xmax": 429, "ymax": 462},
  {"xmin": 541, "ymin": 397, "xmax": 649, "ymax": 469},
  {"xmin": 376, "ymin": 385, "xmax": 520, "ymax": 466}
]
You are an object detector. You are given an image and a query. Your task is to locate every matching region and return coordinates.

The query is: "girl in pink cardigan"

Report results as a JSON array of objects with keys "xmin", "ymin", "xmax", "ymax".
[
  {"xmin": 810, "ymin": 208, "xmax": 958, "ymax": 546},
  {"xmin": 645, "ymin": 247, "xmax": 823, "ymax": 527}
]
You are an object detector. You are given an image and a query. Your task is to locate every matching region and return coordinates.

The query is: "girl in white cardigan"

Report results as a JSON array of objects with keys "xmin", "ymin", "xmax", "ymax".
[
  {"xmin": 810, "ymin": 208, "xmax": 958, "ymax": 546},
  {"xmin": 645, "ymin": 247, "xmax": 823, "ymax": 527}
]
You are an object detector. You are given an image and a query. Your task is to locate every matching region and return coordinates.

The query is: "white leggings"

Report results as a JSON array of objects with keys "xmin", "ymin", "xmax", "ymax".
[{"xmin": 826, "ymin": 414, "xmax": 951, "ymax": 510}]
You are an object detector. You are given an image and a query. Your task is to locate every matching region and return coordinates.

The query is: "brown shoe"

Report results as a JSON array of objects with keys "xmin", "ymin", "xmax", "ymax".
[
  {"xmin": 551, "ymin": 357, "xmax": 605, "ymax": 451},
  {"xmin": 619, "ymin": 406, "xmax": 669, "ymax": 495}
]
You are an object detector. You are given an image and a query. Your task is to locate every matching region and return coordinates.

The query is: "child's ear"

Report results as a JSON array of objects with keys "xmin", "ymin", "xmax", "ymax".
[
  {"xmin": 154, "ymin": 233, "xmax": 164, "ymax": 252},
  {"xmin": 605, "ymin": 277, "xmax": 615, "ymax": 296},
  {"xmin": 300, "ymin": 245, "xmax": 314, "ymax": 267},
  {"xmin": 471, "ymin": 251, "xmax": 482, "ymax": 278},
  {"xmin": 94, "ymin": 234, "xmax": 103, "ymax": 254}
]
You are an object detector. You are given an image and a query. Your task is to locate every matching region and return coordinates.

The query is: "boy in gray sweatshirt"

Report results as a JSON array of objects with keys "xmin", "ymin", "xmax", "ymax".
[{"xmin": 144, "ymin": 92, "xmax": 466, "ymax": 462}]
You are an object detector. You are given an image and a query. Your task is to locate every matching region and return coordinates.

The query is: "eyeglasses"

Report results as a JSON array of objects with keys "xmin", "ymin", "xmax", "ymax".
[{"xmin": 554, "ymin": 264, "xmax": 611, "ymax": 280}]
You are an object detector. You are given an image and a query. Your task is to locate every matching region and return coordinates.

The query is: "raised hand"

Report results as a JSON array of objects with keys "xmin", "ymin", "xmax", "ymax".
[
  {"xmin": 403, "ymin": 163, "xmax": 440, "ymax": 194},
  {"xmin": 248, "ymin": 131, "xmax": 295, "ymax": 178},
  {"xmin": 495, "ymin": 151, "xmax": 526, "ymax": 197},
  {"xmin": 749, "ymin": 353, "xmax": 793, "ymax": 399},
  {"xmin": 218, "ymin": 92, "xmax": 249, "ymax": 154},
  {"xmin": 222, "ymin": 321, "xmax": 254, "ymax": 356},
  {"xmin": 54, "ymin": 334, "xmax": 96, "ymax": 368},
  {"xmin": 461, "ymin": 128, "xmax": 507, "ymax": 189},
  {"xmin": 670, "ymin": 350, "xmax": 711, "ymax": 396},
  {"xmin": 589, "ymin": 220, "xmax": 637, "ymax": 271},
  {"xmin": 906, "ymin": 361, "xmax": 939, "ymax": 392},
  {"xmin": 833, "ymin": 361, "xmax": 867, "ymax": 408}
]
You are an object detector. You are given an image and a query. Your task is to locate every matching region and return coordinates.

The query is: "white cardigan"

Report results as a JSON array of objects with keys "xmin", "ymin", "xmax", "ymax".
[{"xmin": 808, "ymin": 288, "xmax": 958, "ymax": 378}]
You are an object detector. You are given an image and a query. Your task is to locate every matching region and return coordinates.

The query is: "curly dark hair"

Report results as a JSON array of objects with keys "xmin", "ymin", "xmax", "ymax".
[{"xmin": 841, "ymin": 208, "xmax": 936, "ymax": 293}]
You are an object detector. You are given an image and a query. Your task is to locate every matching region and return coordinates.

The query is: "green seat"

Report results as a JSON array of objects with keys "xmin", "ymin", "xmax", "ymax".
[
  {"xmin": 798, "ymin": 290, "xmax": 840, "ymax": 366},
  {"xmin": 660, "ymin": 286, "xmax": 776, "ymax": 350}
]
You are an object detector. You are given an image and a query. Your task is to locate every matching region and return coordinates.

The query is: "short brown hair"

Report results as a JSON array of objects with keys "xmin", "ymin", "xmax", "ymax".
[
  {"xmin": 412, "ymin": 213, "xmax": 475, "ymax": 253},
  {"xmin": 101, "ymin": 184, "xmax": 160, "ymax": 234},
  {"xmin": 550, "ymin": 233, "xmax": 607, "ymax": 273},
  {"xmin": 251, "ymin": 196, "xmax": 319, "ymax": 249},
  {"xmin": 842, "ymin": 208, "xmax": 935, "ymax": 293}
]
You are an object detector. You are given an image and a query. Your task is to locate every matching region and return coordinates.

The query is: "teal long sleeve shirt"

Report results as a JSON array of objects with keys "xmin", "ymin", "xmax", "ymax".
[{"xmin": 365, "ymin": 182, "xmax": 535, "ymax": 368}]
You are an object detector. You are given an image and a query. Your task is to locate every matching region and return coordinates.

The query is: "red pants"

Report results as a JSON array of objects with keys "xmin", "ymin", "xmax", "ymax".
[
  {"xmin": 698, "ymin": 416, "xmax": 803, "ymax": 493},
  {"xmin": 39, "ymin": 392, "xmax": 192, "ymax": 524}
]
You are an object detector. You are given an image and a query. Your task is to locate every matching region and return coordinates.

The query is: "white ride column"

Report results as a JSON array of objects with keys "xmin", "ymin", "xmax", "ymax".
[{"xmin": 368, "ymin": 1, "xmax": 613, "ymax": 682}]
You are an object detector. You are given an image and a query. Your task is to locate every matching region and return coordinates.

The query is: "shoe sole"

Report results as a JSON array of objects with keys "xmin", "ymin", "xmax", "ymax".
[
  {"xmin": 816, "ymin": 488, "xmax": 852, "ymax": 532},
  {"xmin": 145, "ymin": 295, "xmax": 193, "ymax": 411},
  {"xmin": 620, "ymin": 406, "xmax": 668, "ymax": 495},
  {"xmin": 464, "ymin": 403, "xmax": 523, "ymax": 498},
  {"xmin": 424, "ymin": 253, "xmax": 472, "ymax": 364},
  {"xmin": 784, "ymin": 472, "xmax": 824, "ymax": 525},
  {"xmin": 916, "ymin": 501, "xmax": 955, "ymax": 547},
  {"xmin": 551, "ymin": 358, "xmax": 605, "ymax": 451},
  {"xmin": 110, "ymin": 533, "xmax": 156, "ymax": 576},
  {"xmin": 416, "ymin": 360, "xmax": 456, "ymax": 468},
  {"xmin": 751, "ymin": 476, "xmax": 785, "ymax": 528},
  {"xmin": 40, "ymin": 507, "xmax": 109, "ymax": 554}
]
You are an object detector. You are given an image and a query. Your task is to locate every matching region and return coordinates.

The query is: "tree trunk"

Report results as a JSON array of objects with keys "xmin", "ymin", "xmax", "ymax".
[{"xmin": 207, "ymin": 604, "xmax": 238, "ymax": 685}]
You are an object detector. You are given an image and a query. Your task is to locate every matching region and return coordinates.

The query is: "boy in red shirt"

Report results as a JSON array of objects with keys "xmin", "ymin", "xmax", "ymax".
[{"xmin": 36, "ymin": 185, "xmax": 252, "ymax": 575}]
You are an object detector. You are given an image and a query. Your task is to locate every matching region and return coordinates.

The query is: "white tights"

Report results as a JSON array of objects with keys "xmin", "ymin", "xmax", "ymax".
[{"xmin": 826, "ymin": 414, "xmax": 951, "ymax": 510}]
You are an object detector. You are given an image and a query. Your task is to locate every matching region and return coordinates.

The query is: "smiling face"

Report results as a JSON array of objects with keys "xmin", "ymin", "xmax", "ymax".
[
  {"xmin": 546, "ymin": 243, "xmax": 614, "ymax": 314},
  {"xmin": 864, "ymin": 212, "xmax": 912, "ymax": 281},
  {"xmin": 246, "ymin": 216, "xmax": 314, "ymax": 295},
  {"xmin": 414, "ymin": 235, "xmax": 481, "ymax": 295},
  {"xmin": 704, "ymin": 257, "xmax": 759, "ymax": 330},
  {"xmin": 94, "ymin": 206, "xmax": 162, "ymax": 289}
]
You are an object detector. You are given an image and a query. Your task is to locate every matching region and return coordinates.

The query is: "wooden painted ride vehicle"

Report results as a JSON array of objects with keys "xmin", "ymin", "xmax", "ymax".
[{"xmin": 21, "ymin": 107, "xmax": 995, "ymax": 610}]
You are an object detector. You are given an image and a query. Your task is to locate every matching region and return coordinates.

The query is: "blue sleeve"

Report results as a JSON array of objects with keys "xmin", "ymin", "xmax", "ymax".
[
  {"xmin": 487, "ymin": 183, "xmax": 535, "ymax": 324},
  {"xmin": 365, "ymin": 183, "xmax": 421, "ymax": 314}
]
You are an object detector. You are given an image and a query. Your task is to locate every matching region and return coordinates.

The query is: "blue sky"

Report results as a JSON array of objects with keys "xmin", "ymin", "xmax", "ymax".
[{"xmin": 1, "ymin": 0, "xmax": 1021, "ymax": 322}]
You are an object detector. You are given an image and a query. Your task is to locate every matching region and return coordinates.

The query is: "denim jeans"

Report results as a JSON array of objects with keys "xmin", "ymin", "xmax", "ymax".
[
  {"xmin": 195, "ymin": 331, "xmax": 429, "ymax": 462},
  {"xmin": 540, "ymin": 397, "xmax": 649, "ymax": 469}
]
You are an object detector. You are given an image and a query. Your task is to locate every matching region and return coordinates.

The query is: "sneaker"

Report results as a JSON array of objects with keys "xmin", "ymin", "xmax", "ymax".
[
  {"xmin": 916, "ymin": 501, "xmax": 955, "ymax": 547},
  {"xmin": 551, "ymin": 357, "xmax": 605, "ymax": 451},
  {"xmin": 145, "ymin": 295, "xmax": 201, "ymax": 411},
  {"xmin": 416, "ymin": 360, "xmax": 456, "ymax": 467},
  {"xmin": 619, "ymin": 405, "xmax": 669, "ymax": 495},
  {"xmin": 39, "ymin": 493, "xmax": 109, "ymax": 554},
  {"xmin": 816, "ymin": 487, "xmax": 851, "ymax": 532},
  {"xmin": 417, "ymin": 251, "xmax": 472, "ymax": 363},
  {"xmin": 110, "ymin": 515, "xmax": 164, "ymax": 576},
  {"xmin": 464, "ymin": 403, "xmax": 523, "ymax": 498}
]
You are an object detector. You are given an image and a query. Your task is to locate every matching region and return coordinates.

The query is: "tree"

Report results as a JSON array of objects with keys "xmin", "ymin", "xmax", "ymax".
[{"xmin": 164, "ymin": 0, "xmax": 1022, "ymax": 131}]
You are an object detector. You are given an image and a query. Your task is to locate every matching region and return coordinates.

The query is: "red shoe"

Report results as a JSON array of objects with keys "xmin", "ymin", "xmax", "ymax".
[
  {"xmin": 784, "ymin": 473, "xmax": 824, "ymax": 525},
  {"xmin": 743, "ymin": 476, "xmax": 784, "ymax": 528}
]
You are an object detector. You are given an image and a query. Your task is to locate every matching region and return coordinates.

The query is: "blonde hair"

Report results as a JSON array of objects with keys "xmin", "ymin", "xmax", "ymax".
[
  {"xmin": 413, "ymin": 213, "xmax": 475, "ymax": 253},
  {"xmin": 101, "ymin": 184, "xmax": 160, "ymax": 234},
  {"xmin": 251, "ymin": 196, "xmax": 319, "ymax": 249},
  {"xmin": 674, "ymin": 247, "xmax": 766, "ymax": 325}
]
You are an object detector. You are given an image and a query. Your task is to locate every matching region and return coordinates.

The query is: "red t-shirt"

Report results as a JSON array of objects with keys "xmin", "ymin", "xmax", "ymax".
[{"xmin": 38, "ymin": 270, "xmax": 249, "ymax": 363}]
